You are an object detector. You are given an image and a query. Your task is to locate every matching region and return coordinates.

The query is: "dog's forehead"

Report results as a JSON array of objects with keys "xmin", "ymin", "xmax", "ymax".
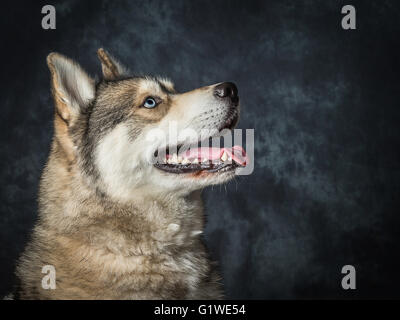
[
  {"xmin": 157, "ymin": 77, "xmax": 175, "ymax": 92},
  {"xmin": 138, "ymin": 77, "xmax": 175, "ymax": 94},
  {"xmin": 139, "ymin": 78, "xmax": 163, "ymax": 94}
]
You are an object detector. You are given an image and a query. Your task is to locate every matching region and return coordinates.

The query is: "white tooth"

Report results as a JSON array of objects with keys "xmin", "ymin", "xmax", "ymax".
[
  {"xmin": 182, "ymin": 158, "xmax": 189, "ymax": 165},
  {"xmin": 193, "ymin": 158, "xmax": 199, "ymax": 164},
  {"xmin": 177, "ymin": 156, "xmax": 183, "ymax": 163},
  {"xmin": 202, "ymin": 157, "xmax": 208, "ymax": 163},
  {"xmin": 172, "ymin": 153, "xmax": 178, "ymax": 163},
  {"xmin": 167, "ymin": 158, "xmax": 172, "ymax": 164},
  {"xmin": 228, "ymin": 156, "xmax": 232, "ymax": 162},
  {"xmin": 221, "ymin": 151, "xmax": 228, "ymax": 162}
]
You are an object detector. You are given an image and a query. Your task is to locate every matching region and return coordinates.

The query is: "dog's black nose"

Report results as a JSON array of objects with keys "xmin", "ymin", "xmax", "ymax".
[{"xmin": 214, "ymin": 82, "xmax": 238, "ymax": 104}]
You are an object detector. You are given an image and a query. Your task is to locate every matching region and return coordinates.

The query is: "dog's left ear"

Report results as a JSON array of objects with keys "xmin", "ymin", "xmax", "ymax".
[
  {"xmin": 47, "ymin": 53, "xmax": 95, "ymax": 123},
  {"xmin": 97, "ymin": 48, "xmax": 127, "ymax": 80},
  {"xmin": 47, "ymin": 52, "xmax": 96, "ymax": 162}
]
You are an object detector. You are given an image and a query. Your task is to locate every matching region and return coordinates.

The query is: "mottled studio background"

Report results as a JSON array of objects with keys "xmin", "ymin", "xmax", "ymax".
[{"xmin": 1, "ymin": 0, "xmax": 400, "ymax": 299}]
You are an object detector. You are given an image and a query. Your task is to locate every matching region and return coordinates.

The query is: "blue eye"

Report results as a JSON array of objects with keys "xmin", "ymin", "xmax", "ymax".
[{"xmin": 143, "ymin": 97, "xmax": 157, "ymax": 108}]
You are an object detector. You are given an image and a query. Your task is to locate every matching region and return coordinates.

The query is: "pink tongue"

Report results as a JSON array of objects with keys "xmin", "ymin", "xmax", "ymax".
[{"xmin": 175, "ymin": 145, "xmax": 248, "ymax": 166}]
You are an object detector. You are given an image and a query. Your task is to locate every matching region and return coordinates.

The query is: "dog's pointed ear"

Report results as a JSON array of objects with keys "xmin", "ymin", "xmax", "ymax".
[
  {"xmin": 47, "ymin": 52, "xmax": 95, "ymax": 124},
  {"xmin": 97, "ymin": 48, "xmax": 127, "ymax": 80}
]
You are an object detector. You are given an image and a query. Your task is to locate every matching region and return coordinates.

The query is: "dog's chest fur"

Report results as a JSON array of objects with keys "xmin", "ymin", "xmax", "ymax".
[{"xmin": 16, "ymin": 148, "xmax": 222, "ymax": 299}]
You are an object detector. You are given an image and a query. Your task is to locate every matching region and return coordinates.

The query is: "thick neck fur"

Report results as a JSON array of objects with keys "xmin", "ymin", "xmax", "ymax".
[
  {"xmin": 16, "ymin": 138, "xmax": 222, "ymax": 299},
  {"xmin": 41, "ymin": 139, "xmax": 205, "ymax": 253}
]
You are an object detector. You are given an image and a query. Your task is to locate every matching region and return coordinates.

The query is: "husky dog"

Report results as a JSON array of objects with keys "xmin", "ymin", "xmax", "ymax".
[{"xmin": 15, "ymin": 49, "xmax": 247, "ymax": 299}]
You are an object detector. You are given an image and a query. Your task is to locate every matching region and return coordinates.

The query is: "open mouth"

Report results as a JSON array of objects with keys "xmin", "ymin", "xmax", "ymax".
[
  {"xmin": 154, "ymin": 144, "xmax": 247, "ymax": 174},
  {"xmin": 153, "ymin": 109, "xmax": 246, "ymax": 175}
]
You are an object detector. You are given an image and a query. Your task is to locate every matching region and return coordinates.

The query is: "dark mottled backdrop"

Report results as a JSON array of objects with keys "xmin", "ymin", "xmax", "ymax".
[{"xmin": 1, "ymin": 0, "xmax": 400, "ymax": 299}]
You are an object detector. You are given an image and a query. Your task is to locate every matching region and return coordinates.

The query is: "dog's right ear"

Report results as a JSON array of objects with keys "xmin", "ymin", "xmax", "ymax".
[
  {"xmin": 47, "ymin": 52, "xmax": 95, "ymax": 124},
  {"xmin": 97, "ymin": 48, "xmax": 127, "ymax": 80}
]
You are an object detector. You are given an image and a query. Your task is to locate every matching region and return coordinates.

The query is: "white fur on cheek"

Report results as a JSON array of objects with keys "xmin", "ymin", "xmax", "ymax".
[{"xmin": 95, "ymin": 124, "xmax": 149, "ymax": 201}]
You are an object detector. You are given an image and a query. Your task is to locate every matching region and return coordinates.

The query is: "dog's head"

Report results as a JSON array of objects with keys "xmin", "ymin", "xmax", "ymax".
[{"xmin": 47, "ymin": 49, "xmax": 247, "ymax": 202}]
